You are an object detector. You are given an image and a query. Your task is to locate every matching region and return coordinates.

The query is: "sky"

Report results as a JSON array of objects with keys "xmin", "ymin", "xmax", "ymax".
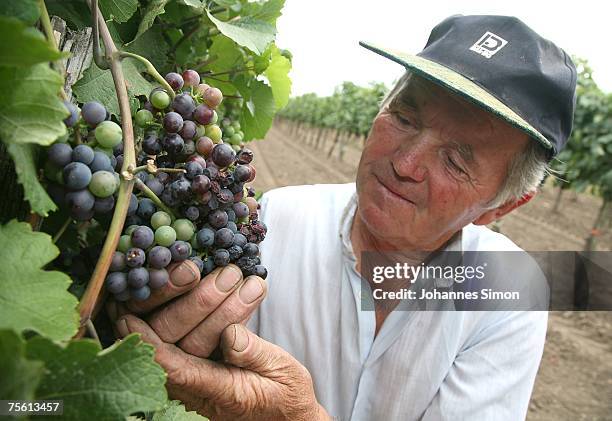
[{"xmin": 275, "ymin": 0, "xmax": 612, "ymax": 97}]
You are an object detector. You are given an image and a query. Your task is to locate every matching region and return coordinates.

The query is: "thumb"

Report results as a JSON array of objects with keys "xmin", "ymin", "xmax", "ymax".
[{"xmin": 220, "ymin": 324, "xmax": 295, "ymax": 374}]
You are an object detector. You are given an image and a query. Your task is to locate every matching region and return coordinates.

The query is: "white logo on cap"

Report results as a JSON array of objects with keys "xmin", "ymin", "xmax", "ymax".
[{"xmin": 469, "ymin": 32, "xmax": 508, "ymax": 58}]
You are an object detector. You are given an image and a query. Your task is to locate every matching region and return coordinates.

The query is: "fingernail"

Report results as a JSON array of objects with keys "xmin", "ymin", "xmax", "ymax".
[
  {"xmin": 116, "ymin": 317, "xmax": 129, "ymax": 337},
  {"xmin": 216, "ymin": 265, "xmax": 242, "ymax": 292},
  {"xmin": 232, "ymin": 324, "xmax": 249, "ymax": 352},
  {"xmin": 239, "ymin": 276, "xmax": 264, "ymax": 304},
  {"xmin": 170, "ymin": 261, "xmax": 199, "ymax": 286}
]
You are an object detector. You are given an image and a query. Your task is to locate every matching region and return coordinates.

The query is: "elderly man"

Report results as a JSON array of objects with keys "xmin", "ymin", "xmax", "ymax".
[{"xmin": 115, "ymin": 15, "xmax": 576, "ymax": 420}]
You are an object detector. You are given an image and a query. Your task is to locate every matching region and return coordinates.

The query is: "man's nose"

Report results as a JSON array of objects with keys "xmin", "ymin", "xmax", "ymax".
[{"xmin": 391, "ymin": 137, "xmax": 429, "ymax": 183}]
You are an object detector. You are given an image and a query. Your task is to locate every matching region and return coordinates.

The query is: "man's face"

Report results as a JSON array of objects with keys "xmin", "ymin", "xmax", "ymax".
[{"xmin": 355, "ymin": 75, "xmax": 530, "ymax": 251}]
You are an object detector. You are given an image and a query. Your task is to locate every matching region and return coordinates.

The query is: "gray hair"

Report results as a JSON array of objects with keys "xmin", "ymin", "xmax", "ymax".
[{"xmin": 379, "ymin": 72, "xmax": 549, "ymax": 209}]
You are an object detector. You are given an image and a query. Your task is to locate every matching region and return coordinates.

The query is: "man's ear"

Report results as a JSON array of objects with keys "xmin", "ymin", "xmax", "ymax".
[{"xmin": 473, "ymin": 191, "xmax": 536, "ymax": 226}]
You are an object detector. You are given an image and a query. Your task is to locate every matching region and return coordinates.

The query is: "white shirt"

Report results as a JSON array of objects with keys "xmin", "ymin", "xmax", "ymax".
[{"xmin": 247, "ymin": 183, "xmax": 548, "ymax": 421}]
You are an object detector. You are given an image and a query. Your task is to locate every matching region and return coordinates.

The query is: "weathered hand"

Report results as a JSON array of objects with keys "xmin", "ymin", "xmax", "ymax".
[
  {"xmin": 108, "ymin": 262, "xmax": 267, "ymax": 357},
  {"xmin": 116, "ymin": 318, "xmax": 331, "ymax": 421}
]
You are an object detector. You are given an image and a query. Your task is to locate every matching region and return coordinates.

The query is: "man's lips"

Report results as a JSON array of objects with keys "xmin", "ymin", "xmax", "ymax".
[{"xmin": 374, "ymin": 173, "xmax": 416, "ymax": 205}]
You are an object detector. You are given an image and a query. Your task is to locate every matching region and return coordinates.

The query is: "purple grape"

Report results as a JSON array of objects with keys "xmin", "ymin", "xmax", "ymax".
[
  {"xmin": 72, "ymin": 144, "xmax": 95, "ymax": 165},
  {"xmin": 185, "ymin": 161, "xmax": 203, "ymax": 180},
  {"xmin": 182, "ymin": 69, "xmax": 200, "ymax": 87},
  {"xmin": 203, "ymin": 166, "xmax": 219, "ymax": 181},
  {"xmin": 218, "ymin": 188, "xmax": 234, "ymax": 205},
  {"xmin": 171, "ymin": 93, "xmax": 196, "ymax": 118},
  {"xmin": 143, "ymin": 134, "xmax": 162, "ymax": 155},
  {"xmin": 63, "ymin": 101, "xmax": 79, "ymax": 127},
  {"xmin": 128, "ymin": 267, "xmax": 149, "ymax": 288},
  {"xmin": 47, "ymin": 143, "xmax": 73, "ymax": 167},
  {"xmin": 137, "ymin": 198, "xmax": 156, "ymax": 220},
  {"xmin": 89, "ymin": 151, "xmax": 113, "ymax": 172},
  {"xmin": 63, "ymin": 162, "xmax": 92, "ymax": 190},
  {"xmin": 233, "ymin": 202, "xmax": 249, "ymax": 218},
  {"xmin": 213, "ymin": 249, "xmax": 230, "ymax": 266},
  {"xmin": 115, "ymin": 154, "xmax": 124, "ymax": 171},
  {"xmin": 185, "ymin": 206, "xmax": 199, "ymax": 221},
  {"xmin": 162, "ymin": 133, "xmax": 185, "ymax": 154},
  {"xmin": 106, "ymin": 272, "xmax": 127, "ymax": 294},
  {"xmin": 214, "ymin": 227, "xmax": 234, "ymax": 248},
  {"xmin": 148, "ymin": 246, "xmax": 172, "ymax": 269},
  {"xmin": 81, "ymin": 101, "xmax": 106, "ymax": 127},
  {"xmin": 163, "ymin": 111, "xmax": 184, "ymax": 133},
  {"xmin": 202, "ymin": 257, "xmax": 215, "ymax": 275},
  {"xmin": 131, "ymin": 226, "xmax": 154, "ymax": 249},
  {"xmin": 208, "ymin": 210, "xmax": 228, "ymax": 229},
  {"xmin": 126, "ymin": 247, "xmax": 146, "ymax": 268},
  {"xmin": 65, "ymin": 189, "xmax": 95, "ymax": 213},
  {"xmin": 130, "ymin": 285, "xmax": 151, "ymax": 301},
  {"xmin": 226, "ymin": 221, "xmax": 238, "ymax": 233},
  {"xmin": 252, "ymin": 265, "xmax": 268, "ymax": 279},
  {"xmin": 243, "ymin": 243, "xmax": 259, "ymax": 257},
  {"xmin": 93, "ymin": 195, "xmax": 115, "ymax": 214},
  {"xmin": 145, "ymin": 178, "xmax": 164, "ymax": 196},
  {"xmin": 189, "ymin": 256, "xmax": 204, "ymax": 273},
  {"xmin": 165, "ymin": 72, "xmax": 184, "ymax": 90},
  {"xmin": 169, "ymin": 241, "xmax": 191, "ymax": 261},
  {"xmin": 191, "ymin": 174, "xmax": 211, "ymax": 194},
  {"xmin": 179, "ymin": 120, "xmax": 197, "ymax": 139},
  {"xmin": 233, "ymin": 233, "xmax": 247, "ymax": 248},
  {"xmin": 234, "ymin": 165, "xmax": 251, "ymax": 182},
  {"xmin": 127, "ymin": 193, "xmax": 138, "ymax": 215},
  {"xmin": 228, "ymin": 244, "xmax": 243, "ymax": 260},
  {"xmin": 211, "ymin": 144, "xmax": 236, "ymax": 168},
  {"xmin": 196, "ymin": 227, "xmax": 215, "ymax": 248},
  {"xmin": 156, "ymin": 172, "xmax": 170, "ymax": 184},
  {"xmin": 110, "ymin": 251, "xmax": 126, "ymax": 271},
  {"xmin": 149, "ymin": 268, "xmax": 169, "ymax": 289},
  {"xmin": 193, "ymin": 104, "xmax": 213, "ymax": 125}
]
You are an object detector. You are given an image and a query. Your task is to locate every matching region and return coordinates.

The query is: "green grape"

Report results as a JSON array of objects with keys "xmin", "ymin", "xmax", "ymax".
[
  {"xmin": 151, "ymin": 90, "xmax": 171, "ymax": 109},
  {"xmin": 135, "ymin": 109, "xmax": 154, "ymax": 127},
  {"xmin": 205, "ymin": 124, "xmax": 222, "ymax": 142},
  {"xmin": 151, "ymin": 211, "xmax": 172, "ymax": 229},
  {"xmin": 88, "ymin": 170, "xmax": 118, "ymax": 198},
  {"xmin": 118, "ymin": 235, "xmax": 132, "ymax": 252},
  {"xmin": 190, "ymin": 233, "xmax": 199, "ymax": 250},
  {"xmin": 231, "ymin": 144, "xmax": 241, "ymax": 152},
  {"xmin": 231, "ymin": 120, "xmax": 241, "ymax": 130},
  {"xmin": 172, "ymin": 218, "xmax": 195, "ymax": 241},
  {"xmin": 224, "ymin": 126, "xmax": 236, "ymax": 137},
  {"xmin": 195, "ymin": 124, "xmax": 207, "ymax": 139},
  {"xmin": 221, "ymin": 118, "xmax": 232, "ymax": 128},
  {"xmin": 95, "ymin": 121, "xmax": 123, "ymax": 148},
  {"xmin": 125, "ymin": 225, "xmax": 139, "ymax": 235},
  {"xmin": 210, "ymin": 110, "xmax": 218, "ymax": 124},
  {"xmin": 95, "ymin": 147, "xmax": 113, "ymax": 157},
  {"xmin": 230, "ymin": 133, "xmax": 243, "ymax": 144},
  {"xmin": 155, "ymin": 225, "xmax": 177, "ymax": 247}
]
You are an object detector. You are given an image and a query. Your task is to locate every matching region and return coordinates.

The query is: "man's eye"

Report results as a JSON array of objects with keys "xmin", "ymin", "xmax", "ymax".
[
  {"xmin": 447, "ymin": 156, "xmax": 466, "ymax": 174},
  {"xmin": 393, "ymin": 112, "xmax": 412, "ymax": 126}
]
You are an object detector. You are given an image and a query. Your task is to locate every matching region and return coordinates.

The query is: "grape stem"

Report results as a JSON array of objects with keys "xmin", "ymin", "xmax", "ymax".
[
  {"xmin": 131, "ymin": 164, "xmax": 186, "ymax": 175},
  {"xmin": 134, "ymin": 178, "xmax": 176, "ymax": 220},
  {"xmin": 75, "ymin": 0, "xmax": 137, "ymax": 339},
  {"xmin": 37, "ymin": 0, "xmax": 69, "ymax": 100},
  {"xmin": 91, "ymin": 0, "xmax": 110, "ymax": 70},
  {"xmin": 52, "ymin": 217, "xmax": 72, "ymax": 243},
  {"xmin": 118, "ymin": 52, "xmax": 175, "ymax": 98},
  {"xmin": 86, "ymin": 319, "xmax": 101, "ymax": 346},
  {"xmin": 203, "ymin": 66, "xmax": 255, "ymax": 77}
]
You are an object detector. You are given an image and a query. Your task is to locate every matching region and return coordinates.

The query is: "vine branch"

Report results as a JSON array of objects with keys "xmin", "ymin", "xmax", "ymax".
[
  {"xmin": 118, "ymin": 52, "xmax": 175, "ymax": 97},
  {"xmin": 75, "ymin": 0, "xmax": 137, "ymax": 338}
]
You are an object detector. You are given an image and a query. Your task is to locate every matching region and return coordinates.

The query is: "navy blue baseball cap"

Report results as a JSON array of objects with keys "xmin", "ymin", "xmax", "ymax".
[{"xmin": 360, "ymin": 15, "xmax": 577, "ymax": 158}]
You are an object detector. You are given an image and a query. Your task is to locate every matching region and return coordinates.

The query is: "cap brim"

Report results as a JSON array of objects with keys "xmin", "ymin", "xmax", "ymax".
[{"xmin": 359, "ymin": 41, "xmax": 553, "ymax": 151}]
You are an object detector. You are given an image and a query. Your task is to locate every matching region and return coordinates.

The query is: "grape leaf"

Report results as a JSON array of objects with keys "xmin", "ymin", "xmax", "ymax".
[
  {"xmin": 0, "ymin": 220, "xmax": 79, "ymax": 339},
  {"xmin": 208, "ymin": 35, "xmax": 243, "ymax": 74},
  {"xmin": 264, "ymin": 45, "xmax": 292, "ymax": 109},
  {"xmin": 176, "ymin": 0, "xmax": 204, "ymax": 11},
  {"xmin": 73, "ymin": 60, "xmax": 154, "ymax": 117},
  {"xmin": 0, "ymin": 17, "xmax": 68, "ymax": 67},
  {"xmin": 132, "ymin": 0, "xmax": 169, "ymax": 42},
  {"xmin": 5, "ymin": 143, "xmax": 57, "ymax": 216},
  {"xmin": 242, "ymin": 0, "xmax": 285, "ymax": 25},
  {"xmin": 126, "ymin": 25, "xmax": 170, "ymax": 70},
  {"xmin": 46, "ymin": 0, "xmax": 92, "ymax": 30},
  {"xmin": 240, "ymin": 79, "xmax": 275, "ymax": 140},
  {"xmin": 26, "ymin": 334, "xmax": 168, "ymax": 420},
  {"xmin": 0, "ymin": 0, "xmax": 40, "ymax": 24},
  {"xmin": 99, "ymin": 0, "xmax": 138, "ymax": 23},
  {"xmin": 0, "ymin": 329, "xmax": 45, "ymax": 402},
  {"xmin": 206, "ymin": 11, "xmax": 275, "ymax": 55},
  {"xmin": 152, "ymin": 400, "xmax": 209, "ymax": 421},
  {"xmin": 0, "ymin": 64, "xmax": 68, "ymax": 147}
]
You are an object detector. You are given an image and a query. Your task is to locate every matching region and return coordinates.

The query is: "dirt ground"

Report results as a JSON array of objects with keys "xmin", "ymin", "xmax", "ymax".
[{"xmin": 250, "ymin": 122, "xmax": 612, "ymax": 421}]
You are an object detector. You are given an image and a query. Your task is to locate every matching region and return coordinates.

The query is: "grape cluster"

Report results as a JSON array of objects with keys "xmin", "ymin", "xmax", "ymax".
[
  {"xmin": 103, "ymin": 69, "xmax": 267, "ymax": 302},
  {"xmin": 45, "ymin": 101, "xmax": 122, "ymax": 220}
]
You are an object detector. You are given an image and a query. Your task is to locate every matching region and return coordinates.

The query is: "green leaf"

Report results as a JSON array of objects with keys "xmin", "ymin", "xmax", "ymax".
[
  {"xmin": 46, "ymin": 0, "xmax": 91, "ymax": 30},
  {"xmin": 0, "ymin": 0, "xmax": 40, "ymax": 24},
  {"xmin": 0, "ymin": 64, "xmax": 68, "ymax": 147},
  {"xmin": 208, "ymin": 35, "xmax": 243, "ymax": 74},
  {"xmin": 99, "ymin": 0, "xmax": 138, "ymax": 23},
  {"xmin": 153, "ymin": 400, "xmax": 209, "ymax": 421},
  {"xmin": 177, "ymin": 0, "xmax": 204, "ymax": 10},
  {"xmin": 132, "ymin": 0, "xmax": 169, "ymax": 42},
  {"xmin": 240, "ymin": 79, "xmax": 275, "ymax": 140},
  {"xmin": 0, "ymin": 17, "xmax": 68, "ymax": 67},
  {"xmin": 125, "ymin": 25, "xmax": 170, "ymax": 70},
  {"xmin": 5, "ymin": 143, "xmax": 58, "ymax": 216},
  {"xmin": 73, "ymin": 60, "xmax": 154, "ymax": 117},
  {"xmin": 0, "ymin": 329, "xmax": 45, "ymax": 402},
  {"xmin": 264, "ymin": 45, "xmax": 292, "ymax": 109},
  {"xmin": 26, "ymin": 334, "xmax": 168, "ymax": 420},
  {"xmin": 206, "ymin": 11, "xmax": 275, "ymax": 55},
  {"xmin": 242, "ymin": 0, "xmax": 285, "ymax": 24},
  {"xmin": 0, "ymin": 220, "xmax": 78, "ymax": 339}
]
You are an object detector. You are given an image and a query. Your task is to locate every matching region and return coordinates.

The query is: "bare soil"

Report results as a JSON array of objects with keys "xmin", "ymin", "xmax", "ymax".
[{"xmin": 250, "ymin": 123, "xmax": 612, "ymax": 421}]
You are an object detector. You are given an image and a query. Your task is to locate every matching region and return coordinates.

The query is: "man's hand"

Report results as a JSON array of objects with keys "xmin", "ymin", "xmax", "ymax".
[
  {"xmin": 107, "ymin": 262, "xmax": 267, "ymax": 357},
  {"xmin": 116, "ymin": 317, "xmax": 331, "ymax": 421}
]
